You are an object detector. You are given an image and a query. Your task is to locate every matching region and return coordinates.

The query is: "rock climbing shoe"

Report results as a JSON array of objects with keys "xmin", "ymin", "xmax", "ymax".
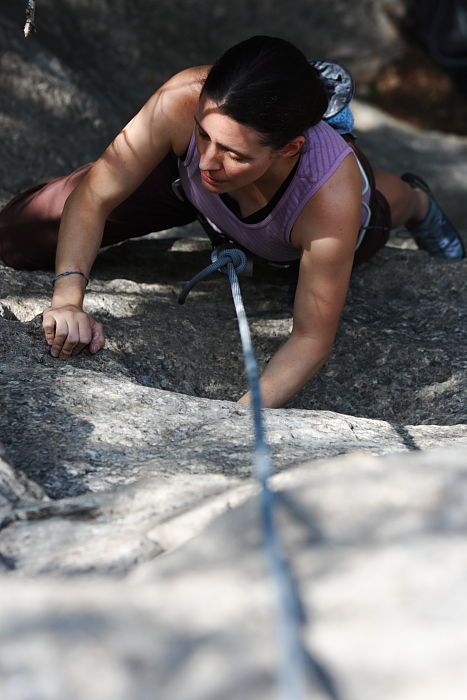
[{"xmin": 401, "ymin": 172, "xmax": 465, "ymax": 259}]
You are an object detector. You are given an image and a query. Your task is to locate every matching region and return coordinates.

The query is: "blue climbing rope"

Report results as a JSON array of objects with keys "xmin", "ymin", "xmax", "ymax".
[{"xmin": 179, "ymin": 248, "xmax": 340, "ymax": 700}]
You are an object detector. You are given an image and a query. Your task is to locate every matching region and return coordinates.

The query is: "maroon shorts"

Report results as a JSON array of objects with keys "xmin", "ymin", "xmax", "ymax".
[
  {"xmin": 345, "ymin": 135, "xmax": 392, "ymax": 266},
  {"xmin": 0, "ymin": 153, "xmax": 197, "ymax": 270}
]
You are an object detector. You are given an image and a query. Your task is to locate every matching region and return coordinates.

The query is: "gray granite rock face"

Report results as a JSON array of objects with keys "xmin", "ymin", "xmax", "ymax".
[
  {"xmin": 1, "ymin": 101, "xmax": 466, "ymax": 690},
  {"xmin": 0, "ymin": 4, "xmax": 466, "ymax": 698},
  {"xmin": 1, "ymin": 228, "xmax": 466, "ymax": 502},
  {"xmin": 1, "ymin": 448, "xmax": 466, "ymax": 700}
]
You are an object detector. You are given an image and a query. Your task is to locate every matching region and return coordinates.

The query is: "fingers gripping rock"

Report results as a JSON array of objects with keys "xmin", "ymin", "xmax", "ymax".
[{"xmin": 42, "ymin": 306, "xmax": 105, "ymax": 359}]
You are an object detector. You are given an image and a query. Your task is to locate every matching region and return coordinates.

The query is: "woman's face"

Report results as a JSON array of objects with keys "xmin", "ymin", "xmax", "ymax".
[{"xmin": 195, "ymin": 96, "xmax": 279, "ymax": 193}]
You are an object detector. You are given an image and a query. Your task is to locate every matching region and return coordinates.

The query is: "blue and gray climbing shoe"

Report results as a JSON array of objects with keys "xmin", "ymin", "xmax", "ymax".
[{"xmin": 401, "ymin": 172, "xmax": 465, "ymax": 259}]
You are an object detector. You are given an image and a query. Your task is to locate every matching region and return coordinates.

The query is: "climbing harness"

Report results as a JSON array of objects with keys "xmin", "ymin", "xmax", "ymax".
[{"xmin": 179, "ymin": 250, "xmax": 340, "ymax": 700}]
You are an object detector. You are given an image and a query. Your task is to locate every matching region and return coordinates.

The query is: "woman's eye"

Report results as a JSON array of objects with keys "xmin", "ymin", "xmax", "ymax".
[{"xmin": 230, "ymin": 154, "xmax": 247, "ymax": 163}]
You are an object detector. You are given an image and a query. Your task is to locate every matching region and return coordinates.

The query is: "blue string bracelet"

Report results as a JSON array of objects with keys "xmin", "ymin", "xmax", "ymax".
[{"xmin": 52, "ymin": 270, "xmax": 89, "ymax": 287}]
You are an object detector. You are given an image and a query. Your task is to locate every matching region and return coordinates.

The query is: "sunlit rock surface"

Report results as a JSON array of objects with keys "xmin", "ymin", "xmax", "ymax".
[{"xmin": 1, "ymin": 448, "xmax": 466, "ymax": 700}]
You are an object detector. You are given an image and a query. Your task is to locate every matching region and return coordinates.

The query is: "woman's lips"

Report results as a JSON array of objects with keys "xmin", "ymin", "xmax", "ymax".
[{"xmin": 201, "ymin": 171, "xmax": 225, "ymax": 186}]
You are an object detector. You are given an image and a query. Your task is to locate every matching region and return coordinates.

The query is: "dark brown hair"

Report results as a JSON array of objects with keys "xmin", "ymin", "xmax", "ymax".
[{"xmin": 201, "ymin": 36, "xmax": 328, "ymax": 149}]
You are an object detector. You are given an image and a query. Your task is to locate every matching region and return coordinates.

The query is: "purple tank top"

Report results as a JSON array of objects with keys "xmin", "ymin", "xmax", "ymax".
[{"xmin": 178, "ymin": 120, "xmax": 371, "ymax": 262}]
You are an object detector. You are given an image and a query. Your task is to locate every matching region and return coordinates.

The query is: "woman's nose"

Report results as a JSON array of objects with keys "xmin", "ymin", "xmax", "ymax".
[{"xmin": 199, "ymin": 144, "xmax": 222, "ymax": 171}]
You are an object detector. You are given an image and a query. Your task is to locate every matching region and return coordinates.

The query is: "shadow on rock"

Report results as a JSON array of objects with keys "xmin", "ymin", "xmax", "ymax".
[{"xmin": 92, "ymin": 241, "xmax": 466, "ymax": 427}]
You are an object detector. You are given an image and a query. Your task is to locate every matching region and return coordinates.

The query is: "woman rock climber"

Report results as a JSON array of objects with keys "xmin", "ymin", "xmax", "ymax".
[{"xmin": 0, "ymin": 36, "xmax": 464, "ymax": 407}]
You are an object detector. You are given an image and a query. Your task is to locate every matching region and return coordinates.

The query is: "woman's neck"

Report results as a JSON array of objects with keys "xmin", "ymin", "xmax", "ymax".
[
  {"xmin": 231, "ymin": 153, "xmax": 300, "ymax": 207},
  {"xmin": 223, "ymin": 153, "xmax": 301, "ymax": 219}
]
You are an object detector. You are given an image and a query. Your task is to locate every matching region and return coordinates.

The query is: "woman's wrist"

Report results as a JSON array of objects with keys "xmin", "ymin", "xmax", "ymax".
[
  {"xmin": 50, "ymin": 274, "xmax": 87, "ymax": 308},
  {"xmin": 52, "ymin": 270, "xmax": 89, "ymax": 286}
]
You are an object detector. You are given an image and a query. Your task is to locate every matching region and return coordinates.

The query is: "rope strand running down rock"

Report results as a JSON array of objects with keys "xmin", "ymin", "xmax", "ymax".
[{"xmin": 179, "ymin": 248, "xmax": 340, "ymax": 700}]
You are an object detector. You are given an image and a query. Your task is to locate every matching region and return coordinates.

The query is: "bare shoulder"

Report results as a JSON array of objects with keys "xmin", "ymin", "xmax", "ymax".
[
  {"xmin": 291, "ymin": 152, "xmax": 362, "ymax": 254},
  {"xmin": 164, "ymin": 65, "xmax": 211, "ymax": 91},
  {"xmin": 144, "ymin": 65, "xmax": 211, "ymax": 155},
  {"xmin": 84, "ymin": 65, "xmax": 212, "ymax": 210}
]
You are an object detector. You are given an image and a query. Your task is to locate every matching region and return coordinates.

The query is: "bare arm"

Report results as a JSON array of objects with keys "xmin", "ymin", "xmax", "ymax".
[
  {"xmin": 238, "ymin": 153, "xmax": 361, "ymax": 408},
  {"xmin": 44, "ymin": 66, "xmax": 208, "ymax": 357}
]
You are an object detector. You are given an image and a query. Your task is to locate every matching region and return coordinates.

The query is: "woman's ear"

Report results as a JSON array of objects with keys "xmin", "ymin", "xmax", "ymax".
[{"xmin": 277, "ymin": 136, "xmax": 305, "ymax": 159}]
